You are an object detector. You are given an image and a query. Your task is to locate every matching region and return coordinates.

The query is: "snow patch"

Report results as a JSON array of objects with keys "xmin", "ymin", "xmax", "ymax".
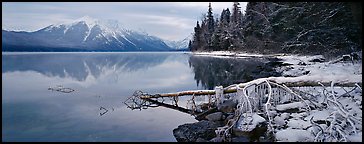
[
  {"xmin": 286, "ymin": 119, "xmax": 311, "ymax": 129},
  {"xmin": 236, "ymin": 113, "xmax": 266, "ymax": 132},
  {"xmin": 276, "ymin": 101, "xmax": 306, "ymax": 111},
  {"xmin": 276, "ymin": 129, "xmax": 314, "ymax": 142}
]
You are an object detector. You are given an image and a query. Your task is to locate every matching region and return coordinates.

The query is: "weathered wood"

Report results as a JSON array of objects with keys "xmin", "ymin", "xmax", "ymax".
[
  {"xmin": 144, "ymin": 98, "xmax": 201, "ymax": 115},
  {"xmin": 140, "ymin": 77, "xmax": 362, "ymax": 99},
  {"xmin": 140, "ymin": 89, "xmax": 237, "ymax": 99}
]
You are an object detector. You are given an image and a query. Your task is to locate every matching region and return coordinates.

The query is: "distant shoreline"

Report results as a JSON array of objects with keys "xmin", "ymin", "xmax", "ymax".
[{"xmin": 1, "ymin": 51, "xmax": 192, "ymax": 54}]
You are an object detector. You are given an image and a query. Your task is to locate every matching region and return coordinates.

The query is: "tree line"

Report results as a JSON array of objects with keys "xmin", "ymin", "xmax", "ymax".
[{"xmin": 189, "ymin": 2, "xmax": 362, "ymax": 58}]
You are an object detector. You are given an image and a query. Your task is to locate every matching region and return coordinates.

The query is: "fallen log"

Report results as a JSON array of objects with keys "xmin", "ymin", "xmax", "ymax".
[
  {"xmin": 144, "ymin": 98, "xmax": 201, "ymax": 115},
  {"xmin": 140, "ymin": 77, "xmax": 362, "ymax": 99}
]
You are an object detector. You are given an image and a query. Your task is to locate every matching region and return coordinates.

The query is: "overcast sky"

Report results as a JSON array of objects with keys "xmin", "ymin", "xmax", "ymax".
[{"xmin": 2, "ymin": 2, "xmax": 247, "ymax": 41}]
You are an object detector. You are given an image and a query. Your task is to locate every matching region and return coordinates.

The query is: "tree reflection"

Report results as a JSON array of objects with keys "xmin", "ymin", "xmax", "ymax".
[{"xmin": 188, "ymin": 55, "xmax": 281, "ymax": 89}]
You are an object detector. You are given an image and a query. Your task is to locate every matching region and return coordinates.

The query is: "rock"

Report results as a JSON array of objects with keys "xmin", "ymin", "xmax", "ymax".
[
  {"xmin": 297, "ymin": 61, "xmax": 307, "ymax": 65},
  {"xmin": 342, "ymin": 55, "xmax": 352, "ymax": 61},
  {"xmin": 302, "ymin": 71, "xmax": 310, "ymax": 75},
  {"xmin": 218, "ymin": 99, "xmax": 238, "ymax": 113},
  {"xmin": 350, "ymin": 52, "xmax": 360, "ymax": 61},
  {"xmin": 273, "ymin": 115, "xmax": 287, "ymax": 126},
  {"xmin": 266, "ymin": 61, "xmax": 293, "ymax": 67},
  {"xmin": 231, "ymin": 136, "xmax": 250, "ymax": 142},
  {"xmin": 276, "ymin": 102, "xmax": 307, "ymax": 113},
  {"xmin": 286, "ymin": 119, "xmax": 311, "ymax": 129},
  {"xmin": 198, "ymin": 103, "xmax": 210, "ymax": 111},
  {"xmin": 275, "ymin": 129, "xmax": 314, "ymax": 142},
  {"xmin": 233, "ymin": 122, "xmax": 267, "ymax": 142},
  {"xmin": 206, "ymin": 112, "xmax": 223, "ymax": 122},
  {"xmin": 224, "ymin": 114, "xmax": 235, "ymax": 124},
  {"xmin": 195, "ymin": 107, "xmax": 218, "ymax": 121},
  {"xmin": 209, "ymin": 136, "xmax": 224, "ymax": 142},
  {"xmin": 308, "ymin": 57, "xmax": 325, "ymax": 62},
  {"xmin": 173, "ymin": 120, "xmax": 220, "ymax": 142},
  {"xmin": 196, "ymin": 138, "xmax": 208, "ymax": 142},
  {"xmin": 236, "ymin": 113, "xmax": 266, "ymax": 132}
]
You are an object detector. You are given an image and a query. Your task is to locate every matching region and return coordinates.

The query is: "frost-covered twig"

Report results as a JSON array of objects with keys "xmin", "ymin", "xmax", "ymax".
[
  {"xmin": 243, "ymin": 85, "xmax": 253, "ymax": 114},
  {"xmin": 268, "ymin": 81, "xmax": 312, "ymax": 111},
  {"xmin": 355, "ymin": 83, "xmax": 362, "ymax": 91},
  {"xmin": 265, "ymin": 80, "xmax": 274, "ymax": 133}
]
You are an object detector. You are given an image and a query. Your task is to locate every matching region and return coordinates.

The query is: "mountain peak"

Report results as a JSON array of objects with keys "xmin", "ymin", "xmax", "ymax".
[
  {"xmin": 3, "ymin": 16, "xmax": 173, "ymax": 52},
  {"xmin": 77, "ymin": 15, "xmax": 96, "ymax": 22},
  {"xmin": 72, "ymin": 15, "xmax": 98, "ymax": 29}
]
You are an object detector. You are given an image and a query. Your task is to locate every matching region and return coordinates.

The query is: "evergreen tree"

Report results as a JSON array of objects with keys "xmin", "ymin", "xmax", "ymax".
[
  {"xmin": 207, "ymin": 2, "xmax": 215, "ymax": 34},
  {"xmin": 191, "ymin": 21, "xmax": 201, "ymax": 51},
  {"xmin": 188, "ymin": 40, "xmax": 192, "ymax": 51},
  {"xmin": 231, "ymin": 2, "xmax": 242, "ymax": 26},
  {"xmin": 229, "ymin": 2, "xmax": 244, "ymax": 51}
]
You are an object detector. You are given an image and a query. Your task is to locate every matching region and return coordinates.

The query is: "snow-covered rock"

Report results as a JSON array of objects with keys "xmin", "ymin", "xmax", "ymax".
[
  {"xmin": 286, "ymin": 119, "xmax": 311, "ymax": 129},
  {"xmin": 236, "ymin": 113, "xmax": 266, "ymax": 132},
  {"xmin": 275, "ymin": 129, "xmax": 314, "ymax": 142},
  {"xmin": 276, "ymin": 101, "xmax": 306, "ymax": 112}
]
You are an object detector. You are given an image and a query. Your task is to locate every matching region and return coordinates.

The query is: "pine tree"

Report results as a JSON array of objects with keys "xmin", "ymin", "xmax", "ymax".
[
  {"xmin": 191, "ymin": 21, "xmax": 201, "ymax": 51},
  {"xmin": 188, "ymin": 40, "xmax": 192, "ymax": 51},
  {"xmin": 231, "ymin": 2, "xmax": 242, "ymax": 26},
  {"xmin": 229, "ymin": 2, "xmax": 244, "ymax": 51},
  {"xmin": 207, "ymin": 2, "xmax": 215, "ymax": 34}
]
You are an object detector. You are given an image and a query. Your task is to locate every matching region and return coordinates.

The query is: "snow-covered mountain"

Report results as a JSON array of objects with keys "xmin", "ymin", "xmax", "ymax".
[
  {"xmin": 2, "ymin": 16, "xmax": 172, "ymax": 52},
  {"xmin": 164, "ymin": 34, "xmax": 192, "ymax": 50}
]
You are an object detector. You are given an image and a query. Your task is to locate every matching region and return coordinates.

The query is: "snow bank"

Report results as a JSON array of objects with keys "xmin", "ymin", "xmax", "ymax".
[
  {"xmin": 192, "ymin": 52, "xmax": 362, "ymax": 84},
  {"xmin": 193, "ymin": 51, "xmax": 265, "ymax": 59},
  {"xmin": 275, "ymin": 54, "xmax": 362, "ymax": 83},
  {"xmin": 191, "ymin": 51, "xmax": 362, "ymax": 142}
]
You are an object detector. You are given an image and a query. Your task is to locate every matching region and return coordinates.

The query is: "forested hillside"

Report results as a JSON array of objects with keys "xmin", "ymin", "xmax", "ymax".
[{"xmin": 189, "ymin": 2, "xmax": 362, "ymax": 58}]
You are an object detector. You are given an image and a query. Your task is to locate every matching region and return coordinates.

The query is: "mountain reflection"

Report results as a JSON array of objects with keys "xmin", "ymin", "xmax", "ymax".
[
  {"xmin": 188, "ymin": 55, "xmax": 281, "ymax": 90},
  {"xmin": 2, "ymin": 53, "xmax": 170, "ymax": 81}
]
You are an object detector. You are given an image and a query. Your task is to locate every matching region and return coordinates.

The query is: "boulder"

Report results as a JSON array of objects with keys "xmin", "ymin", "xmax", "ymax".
[
  {"xmin": 218, "ymin": 99, "xmax": 238, "ymax": 113},
  {"xmin": 231, "ymin": 136, "xmax": 250, "ymax": 142},
  {"xmin": 308, "ymin": 57, "xmax": 325, "ymax": 62},
  {"xmin": 209, "ymin": 136, "xmax": 224, "ymax": 142},
  {"xmin": 173, "ymin": 120, "xmax": 220, "ymax": 142},
  {"xmin": 206, "ymin": 112, "xmax": 223, "ymax": 122}
]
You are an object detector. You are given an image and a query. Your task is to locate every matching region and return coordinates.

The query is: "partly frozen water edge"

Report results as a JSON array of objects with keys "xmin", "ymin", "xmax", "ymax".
[
  {"xmin": 187, "ymin": 51, "xmax": 362, "ymax": 142},
  {"xmin": 193, "ymin": 51, "xmax": 362, "ymax": 84}
]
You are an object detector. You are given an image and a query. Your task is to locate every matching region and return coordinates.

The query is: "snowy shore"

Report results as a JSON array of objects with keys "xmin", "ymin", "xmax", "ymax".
[
  {"xmin": 194, "ymin": 51, "xmax": 362, "ymax": 84},
  {"xmin": 180, "ymin": 51, "xmax": 362, "ymax": 142}
]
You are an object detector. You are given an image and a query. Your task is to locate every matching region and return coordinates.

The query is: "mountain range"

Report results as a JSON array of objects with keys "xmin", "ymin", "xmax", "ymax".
[
  {"xmin": 164, "ymin": 34, "xmax": 192, "ymax": 51},
  {"xmin": 2, "ymin": 16, "xmax": 189, "ymax": 52}
]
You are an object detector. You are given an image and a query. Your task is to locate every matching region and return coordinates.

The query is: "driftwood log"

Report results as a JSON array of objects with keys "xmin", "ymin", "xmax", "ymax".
[{"xmin": 140, "ymin": 77, "xmax": 362, "ymax": 99}]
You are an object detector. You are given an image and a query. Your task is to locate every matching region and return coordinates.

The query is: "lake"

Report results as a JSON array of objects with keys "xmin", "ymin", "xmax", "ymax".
[{"xmin": 2, "ymin": 52, "xmax": 279, "ymax": 142}]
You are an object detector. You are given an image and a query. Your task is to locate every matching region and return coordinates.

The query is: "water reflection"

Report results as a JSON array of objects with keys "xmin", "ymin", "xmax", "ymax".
[
  {"xmin": 2, "ymin": 52, "xmax": 199, "ymax": 142},
  {"xmin": 2, "ymin": 53, "xmax": 169, "ymax": 81},
  {"xmin": 188, "ymin": 55, "xmax": 281, "ymax": 89},
  {"xmin": 2, "ymin": 52, "xmax": 281, "ymax": 142}
]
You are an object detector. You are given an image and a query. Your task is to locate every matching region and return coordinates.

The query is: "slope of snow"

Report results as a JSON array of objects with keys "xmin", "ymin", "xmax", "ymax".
[
  {"xmin": 164, "ymin": 34, "xmax": 192, "ymax": 50},
  {"xmin": 74, "ymin": 15, "xmax": 98, "ymax": 29},
  {"xmin": 2, "ymin": 16, "xmax": 171, "ymax": 51}
]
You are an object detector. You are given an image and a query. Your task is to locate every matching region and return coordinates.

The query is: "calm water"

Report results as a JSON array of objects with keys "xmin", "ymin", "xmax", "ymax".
[{"xmin": 2, "ymin": 52, "xmax": 278, "ymax": 142}]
